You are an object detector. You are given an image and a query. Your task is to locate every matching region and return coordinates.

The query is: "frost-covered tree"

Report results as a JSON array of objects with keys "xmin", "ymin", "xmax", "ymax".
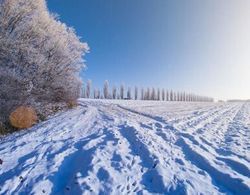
[
  {"xmin": 97, "ymin": 89, "xmax": 101, "ymax": 99},
  {"xmin": 127, "ymin": 87, "xmax": 131, "ymax": 100},
  {"xmin": 141, "ymin": 88, "xmax": 144, "ymax": 100},
  {"xmin": 157, "ymin": 88, "xmax": 160, "ymax": 101},
  {"xmin": 151, "ymin": 88, "xmax": 156, "ymax": 100},
  {"xmin": 145, "ymin": 88, "xmax": 150, "ymax": 100},
  {"xmin": 103, "ymin": 80, "xmax": 109, "ymax": 99},
  {"xmin": 93, "ymin": 88, "xmax": 98, "ymax": 99},
  {"xmin": 181, "ymin": 92, "xmax": 184, "ymax": 101},
  {"xmin": 183, "ymin": 92, "xmax": 186, "ymax": 101},
  {"xmin": 0, "ymin": 0, "xmax": 89, "ymax": 127},
  {"xmin": 134, "ymin": 86, "xmax": 138, "ymax": 100},
  {"xmin": 189, "ymin": 94, "xmax": 192, "ymax": 101},
  {"xmin": 165, "ymin": 90, "xmax": 168, "ymax": 101},
  {"xmin": 112, "ymin": 86, "xmax": 117, "ymax": 99},
  {"xmin": 162, "ymin": 89, "xmax": 165, "ymax": 101},
  {"xmin": 120, "ymin": 84, "xmax": 124, "ymax": 100},
  {"xmin": 174, "ymin": 92, "xmax": 177, "ymax": 101},
  {"xmin": 86, "ymin": 80, "xmax": 91, "ymax": 99},
  {"xmin": 176, "ymin": 92, "xmax": 179, "ymax": 101},
  {"xmin": 170, "ymin": 90, "xmax": 173, "ymax": 101},
  {"xmin": 93, "ymin": 88, "xmax": 100, "ymax": 99},
  {"xmin": 180, "ymin": 92, "xmax": 183, "ymax": 101},
  {"xmin": 82, "ymin": 83, "xmax": 86, "ymax": 98}
]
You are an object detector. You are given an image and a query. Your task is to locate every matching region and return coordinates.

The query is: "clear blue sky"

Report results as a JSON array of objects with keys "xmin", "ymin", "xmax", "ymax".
[{"xmin": 47, "ymin": 0, "xmax": 250, "ymax": 100}]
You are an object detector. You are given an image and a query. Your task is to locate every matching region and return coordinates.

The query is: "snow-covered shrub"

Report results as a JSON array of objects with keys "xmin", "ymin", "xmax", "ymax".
[{"xmin": 0, "ymin": 0, "xmax": 89, "ymax": 131}]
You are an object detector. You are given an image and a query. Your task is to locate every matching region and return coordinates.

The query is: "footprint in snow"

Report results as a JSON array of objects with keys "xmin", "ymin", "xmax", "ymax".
[
  {"xmin": 175, "ymin": 158, "xmax": 185, "ymax": 166},
  {"xmin": 19, "ymin": 176, "xmax": 24, "ymax": 182},
  {"xmin": 116, "ymin": 185, "xmax": 121, "ymax": 189},
  {"xmin": 131, "ymin": 158, "xmax": 136, "ymax": 166},
  {"xmin": 155, "ymin": 123, "xmax": 162, "ymax": 128},
  {"xmin": 198, "ymin": 170, "xmax": 206, "ymax": 176}
]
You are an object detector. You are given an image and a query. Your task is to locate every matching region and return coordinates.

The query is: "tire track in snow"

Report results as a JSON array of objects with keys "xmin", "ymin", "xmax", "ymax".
[
  {"xmin": 176, "ymin": 103, "xmax": 240, "ymax": 134},
  {"xmin": 170, "ymin": 104, "xmax": 250, "ymax": 190},
  {"xmin": 175, "ymin": 137, "xmax": 250, "ymax": 195},
  {"xmin": 177, "ymin": 103, "xmax": 240, "ymax": 150},
  {"xmin": 98, "ymin": 106, "xmax": 175, "ymax": 193},
  {"xmin": 119, "ymin": 125, "xmax": 168, "ymax": 194},
  {"xmin": 58, "ymin": 108, "xmax": 145, "ymax": 194},
  {"xmin": 218, "ymin": 103, "xmax": 250, "ymax": 162},
  {"xmin": 114, "ymin": 105, "xmax": 223, "ymax": 194},
  {"xmin": 171, "ymin": 104, "xmax": 226, "ymax": 128},
  {"xmin": 175, "ymin": 103, "xmax": 250, "ymax": 178},
  {"xmin": 115, "ymin": 103, "xmax": 250, "ymax": 194},
  {"xmin": 47, "ymin": 106, "xmax": 122, "ymax": 194},
  {"xmin": 102, "ymin": 105, "xmax": 187, "ymax": 193}
]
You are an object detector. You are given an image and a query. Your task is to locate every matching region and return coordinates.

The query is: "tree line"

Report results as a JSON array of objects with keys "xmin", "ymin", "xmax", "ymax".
[
  {"xmin": 82, "ymin": 80, "xmax": 214, "ymax": 102},
  {"xmin": 0, "ymin": 0, "xmax": 88, "ymax": 133}
]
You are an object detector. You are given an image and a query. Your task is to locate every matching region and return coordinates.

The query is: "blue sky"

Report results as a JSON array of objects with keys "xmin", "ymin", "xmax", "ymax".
[{"xmin": 47, "ymin": 0, "xmax": 250, "ymax": 100}]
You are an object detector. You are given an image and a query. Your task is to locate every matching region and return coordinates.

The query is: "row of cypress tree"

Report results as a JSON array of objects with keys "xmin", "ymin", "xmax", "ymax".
[{"xmin": 82, "ymin": 80, "xmax": 214, "ymax": 102}]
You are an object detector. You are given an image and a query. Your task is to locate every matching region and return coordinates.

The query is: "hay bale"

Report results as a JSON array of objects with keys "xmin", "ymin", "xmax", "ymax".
[
  {"xmin": 9, "ymin": 106, "xmax": 38, "ymax": 129},
  {"xmin": 67, "ymin": 100, "xmax": 78, "ymax": 109}
]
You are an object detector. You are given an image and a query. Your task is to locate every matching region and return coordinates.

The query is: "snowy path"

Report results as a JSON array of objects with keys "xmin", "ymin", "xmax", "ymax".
[{"xmin": 0, "ymin": 100, "xmax": 250, "ymax": 194}]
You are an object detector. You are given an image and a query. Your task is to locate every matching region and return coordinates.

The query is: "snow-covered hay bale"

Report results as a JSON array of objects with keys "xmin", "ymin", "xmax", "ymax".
[{"xmin": 9, "ymin": 106, "xmax": 38, "ymax": 129}]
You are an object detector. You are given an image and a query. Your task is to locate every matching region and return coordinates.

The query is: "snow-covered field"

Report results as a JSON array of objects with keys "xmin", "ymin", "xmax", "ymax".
[{"xmin": 0, "ymin": 99, "xmax": 250, "ymax": 194}]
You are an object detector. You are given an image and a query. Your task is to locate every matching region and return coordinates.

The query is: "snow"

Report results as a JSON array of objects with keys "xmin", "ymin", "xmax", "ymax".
[{"xmin": 0, "ymin": 99, "xmax": 250, "ymax": 194}]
